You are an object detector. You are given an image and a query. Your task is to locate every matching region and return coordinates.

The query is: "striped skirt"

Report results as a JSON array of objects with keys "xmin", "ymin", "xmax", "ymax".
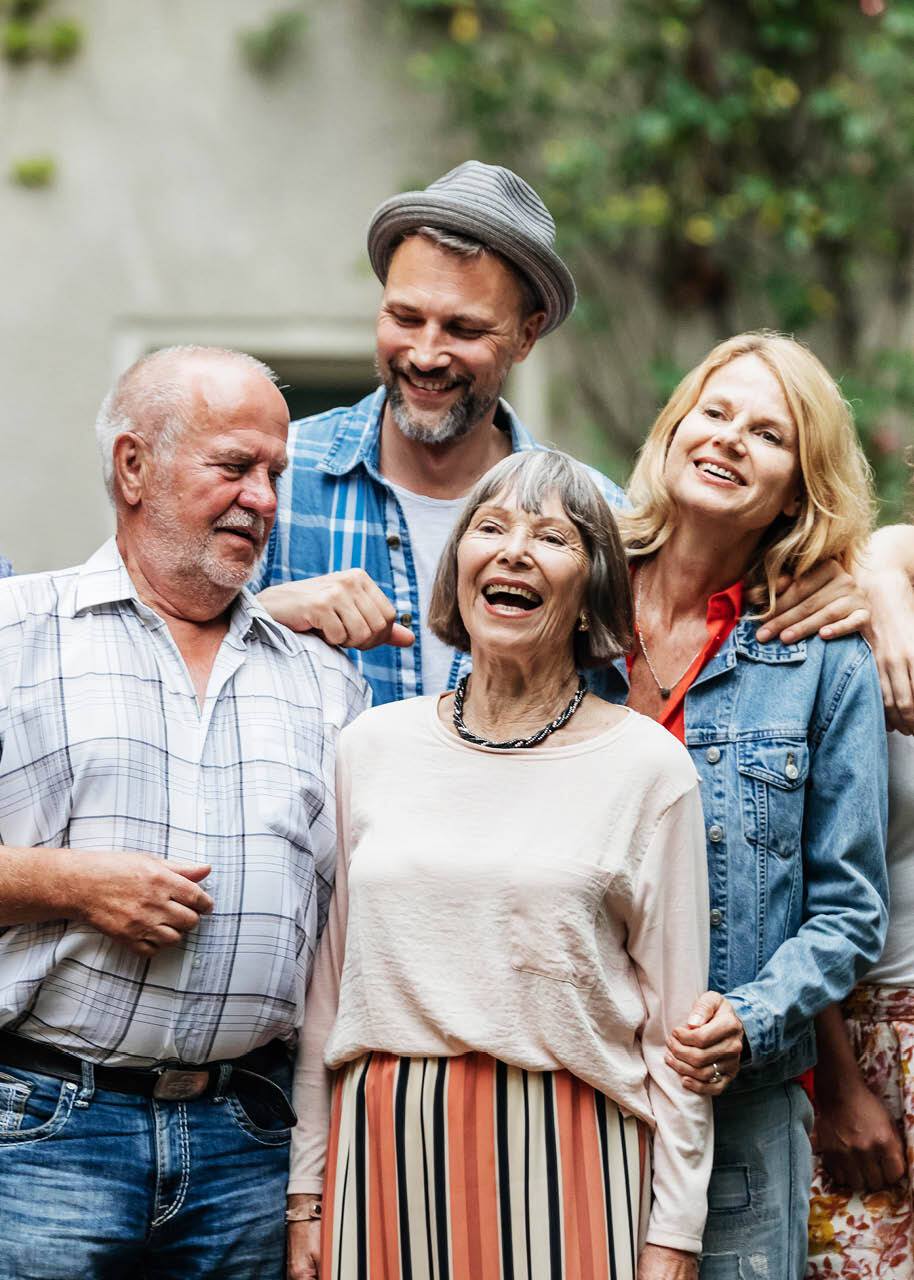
[{"xmin": 321, "ymin": 1052, "xmax": 651, "ymax": 1280}]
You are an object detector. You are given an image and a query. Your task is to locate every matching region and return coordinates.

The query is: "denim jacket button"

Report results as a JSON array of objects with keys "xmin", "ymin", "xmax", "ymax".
[
  {"xmin": 709, "ymin": 908, "xmax": 723, "ymax": 927},
  {"xmin": 705, "ymin": 746, "xmax": 721, "ymax": 764},
  {"xmin": 708, "ymin": 823, "xmax": 724, "ymax": 842},
  {"xmin": 785, "ymin": 762, "xmax": 799, "ymax": 781}
]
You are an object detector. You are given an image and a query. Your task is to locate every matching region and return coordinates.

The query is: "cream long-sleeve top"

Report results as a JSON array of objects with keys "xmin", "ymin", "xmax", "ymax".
[{"xmin": 291, "ymin": 694, "xmax": 712, "ymax": 1253}]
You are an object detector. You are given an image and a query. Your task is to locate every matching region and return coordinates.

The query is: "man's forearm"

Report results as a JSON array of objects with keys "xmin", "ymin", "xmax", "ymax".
[
  {"xmin": 0, "ymin": 845, "xmax": 79, "ymax": 925},
  {"xmin": 814, "ymin": 1003, "xmax": 865, "ymax": 1100},
  {"xmin": 862, "ymin": 524, "xmax": 914, "ymax": 579}
]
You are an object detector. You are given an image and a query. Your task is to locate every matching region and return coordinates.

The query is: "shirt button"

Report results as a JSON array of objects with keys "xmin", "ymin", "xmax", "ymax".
[
  {"xmin": 399, "ymin": 612, "xmax": 412, "ymax": 627},
  {"xmin": 708, "ymin": 824, "xmax": 724, "ymax": 843},
  {"xmin": 386, "ymin": 533, "xmax": 401, "ymax": 550},
  {"xmin": 705, "ymin": 746, "xmax": 721, "ymax": 764},
  {"xmin": 709, "ymin": 908, "xmax": 724, "ymax": 927}
]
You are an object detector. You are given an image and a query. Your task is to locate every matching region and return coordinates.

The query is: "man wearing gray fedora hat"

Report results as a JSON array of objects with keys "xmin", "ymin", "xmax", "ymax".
[{"xmin": 254, "ymin": 160, "xmax": 626, "ymax": 708}]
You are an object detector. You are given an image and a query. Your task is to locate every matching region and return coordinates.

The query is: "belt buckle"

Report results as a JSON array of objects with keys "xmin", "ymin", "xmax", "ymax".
[{"xmin": 153, "ymin": 1069, "xmax": 210, "ymax": 1101}]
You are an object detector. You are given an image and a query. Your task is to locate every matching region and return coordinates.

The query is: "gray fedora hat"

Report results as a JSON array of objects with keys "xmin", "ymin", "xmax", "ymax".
[{"xmin": 366, "ymin": 160, "xmax": 577, "ymax": 336}]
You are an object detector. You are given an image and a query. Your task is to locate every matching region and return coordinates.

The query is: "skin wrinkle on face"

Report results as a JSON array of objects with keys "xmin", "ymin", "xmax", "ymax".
[
  {"xmin": 375, "ymin": 236, "xmax": 539, "ymax": 447},
  {"xmin": 663, "ymin": 353, "xmax": 802, "ymax": 543},
  {"xmin": 134, "ymin": 361, "xmax": 289, "ymax": 597},
  {"xmin": 457, "ymin": 486, "xmax": 590, "ymax": 667}
]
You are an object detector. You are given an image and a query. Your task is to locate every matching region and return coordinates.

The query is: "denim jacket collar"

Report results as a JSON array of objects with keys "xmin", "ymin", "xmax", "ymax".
[
  {"xmin": 732, "ymin": 617, "xmax": 807, "ymax": 664},
  {"xmin": 608, "ymin": 614, "xmax": 808, "ymax": 697}
]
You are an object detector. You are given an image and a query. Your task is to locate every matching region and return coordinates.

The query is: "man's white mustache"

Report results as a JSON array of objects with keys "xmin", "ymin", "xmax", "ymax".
[{"xmin": 214, "ymin": 510, "xmax": 265, "ymax": 540}]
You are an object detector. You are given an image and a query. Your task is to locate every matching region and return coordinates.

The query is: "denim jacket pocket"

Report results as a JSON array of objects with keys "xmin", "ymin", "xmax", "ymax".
[{"xmin": 737, "ymin": 737, "xmax": 809, "ymax": 860}]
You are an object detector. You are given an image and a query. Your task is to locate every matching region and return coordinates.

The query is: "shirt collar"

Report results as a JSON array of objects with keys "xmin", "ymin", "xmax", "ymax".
[
  {"xmin": 706, "ymin": 578, "xmax": 743, "ymax": 625},
  {"xmin": 73, "ymin": 538, "xmax": 141, "ymax": 613},
  {"xmin": 316, "ymin": 388, "xmax": 538, "ymax": 477},
  {"xmin": 73, "ymin": 536, "xmax": 296, "ymax": 655}
]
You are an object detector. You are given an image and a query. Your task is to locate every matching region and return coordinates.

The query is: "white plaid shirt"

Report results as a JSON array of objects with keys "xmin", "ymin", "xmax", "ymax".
[{"xmin": 0, "ymin": 539, "xmax": 369, "ymax": 1066}]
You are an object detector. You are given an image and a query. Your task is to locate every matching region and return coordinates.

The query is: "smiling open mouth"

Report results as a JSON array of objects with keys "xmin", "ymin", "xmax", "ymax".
[
  {"xmin": 402, "ymin": 374, "xmax": 464, "ymax": 394},
  {"xmin": 215, "ymin": 526, "xmax": 258, "ymax": 544},
  {"xmin": 695, "ymin": 461, "xmax": 744, "ymax": 485},
  {"xmin": 482, "ymin": 583, "xmax": 543, "ymax": 612}
]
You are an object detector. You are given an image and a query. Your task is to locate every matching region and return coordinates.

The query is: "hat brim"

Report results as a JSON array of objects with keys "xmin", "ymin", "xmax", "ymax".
[{"xmin": 367, "ymin": 191, "xmax": 576, "ymax": 337}]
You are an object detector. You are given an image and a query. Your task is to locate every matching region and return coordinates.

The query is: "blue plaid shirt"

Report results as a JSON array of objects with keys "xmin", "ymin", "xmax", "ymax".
[{"xmin": 258, "ymin": 388, "xmax": 626, "ymax": 706}]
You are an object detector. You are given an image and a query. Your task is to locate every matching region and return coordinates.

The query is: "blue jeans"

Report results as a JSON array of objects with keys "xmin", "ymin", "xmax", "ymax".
[
  {"xmin": 701, "ymin": 1082, "xmax": 814, "ymax": 1280},
  {"xmin": 0, "ymin": 1055, "xmax": 293, "ymax": 1279}
]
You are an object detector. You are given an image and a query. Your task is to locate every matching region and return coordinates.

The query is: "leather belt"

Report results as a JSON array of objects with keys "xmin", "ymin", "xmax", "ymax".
[{"xmin": 0, "ymin": 1028, "xmax": 291, "ymax": 1104}]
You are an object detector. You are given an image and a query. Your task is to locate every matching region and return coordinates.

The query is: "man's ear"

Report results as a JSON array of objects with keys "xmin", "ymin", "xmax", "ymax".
[
  {"xmin": 112, "ymin": 432, "xmax": 149, "ymax": 508},
  {"xmin": 513, "ymin": 310, "xmax": 547, "ymax": 363}
]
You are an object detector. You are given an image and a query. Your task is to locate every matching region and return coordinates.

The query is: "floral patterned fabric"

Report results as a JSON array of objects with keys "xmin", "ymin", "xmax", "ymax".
[{"xmin": 807, "ymin": 984, "xmax": 914, "ymax": 1278}]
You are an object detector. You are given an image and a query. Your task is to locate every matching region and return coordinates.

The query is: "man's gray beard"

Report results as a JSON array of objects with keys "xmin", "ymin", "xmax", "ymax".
[
  {"xmin": 143, "ymin": 507, "xmax": 262, "ymax": 593},
  {"xmin": 385, "ymin": 374, "xmax": 499, "ymax": 446}
]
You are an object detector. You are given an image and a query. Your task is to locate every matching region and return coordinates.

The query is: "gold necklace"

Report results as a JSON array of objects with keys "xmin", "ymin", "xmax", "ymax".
[{"xmin": 634, "ymin": 565, "xmax": 705, "ymax": 700}]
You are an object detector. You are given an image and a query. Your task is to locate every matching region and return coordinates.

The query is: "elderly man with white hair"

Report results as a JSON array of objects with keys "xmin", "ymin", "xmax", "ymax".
[{"xmin": 0, "ymin": 346, "xmax": 367, "ymax": 1279}]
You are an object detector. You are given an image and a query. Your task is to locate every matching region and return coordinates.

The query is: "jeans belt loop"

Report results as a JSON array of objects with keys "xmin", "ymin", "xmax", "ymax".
[
  {"xmin": 213, "ymin": 1062, "xmax": 233, "ymax": 1104},
  {"xmin": 76, "ymin": 1058, "xmax": 95, "ymax": 1108}
]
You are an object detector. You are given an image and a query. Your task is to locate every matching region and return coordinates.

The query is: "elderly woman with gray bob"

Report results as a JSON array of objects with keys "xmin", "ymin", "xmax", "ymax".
[{"xmin": 288, "ymin": 449, "xmax": 711, "ymax": 1280}]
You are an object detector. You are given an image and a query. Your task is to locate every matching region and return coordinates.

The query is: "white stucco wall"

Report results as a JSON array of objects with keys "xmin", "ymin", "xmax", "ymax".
[{"xmin": 0, "ymin": 0, "xmax": 552, "ymax": 572}]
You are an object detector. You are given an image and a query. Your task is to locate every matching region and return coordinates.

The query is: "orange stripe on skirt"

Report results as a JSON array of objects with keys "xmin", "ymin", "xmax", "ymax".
[{"xmin": 321, "ymin": 1052, "xmax": 650, "ymax": 1280}]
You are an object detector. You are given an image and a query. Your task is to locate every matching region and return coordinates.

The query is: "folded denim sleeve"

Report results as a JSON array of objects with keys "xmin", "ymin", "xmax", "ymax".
[{"xmin": 728, "ymin": 645, "xmax": 889, "ymax": 1065}]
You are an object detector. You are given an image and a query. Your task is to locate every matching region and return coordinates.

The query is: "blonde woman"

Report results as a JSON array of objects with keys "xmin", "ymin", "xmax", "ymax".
[{"xmin": 611, "ymin": 332, "xmax": 889, "ymax": 1279}]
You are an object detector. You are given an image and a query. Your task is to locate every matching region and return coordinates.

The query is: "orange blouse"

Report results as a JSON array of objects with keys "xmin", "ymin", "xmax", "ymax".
[{"xmin": 627, "ymin": 577, "xmax": 744, "ymax": 741}]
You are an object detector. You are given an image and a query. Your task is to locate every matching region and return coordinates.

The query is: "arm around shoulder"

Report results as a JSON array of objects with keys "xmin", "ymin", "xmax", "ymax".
[{"xmin": 858, "ymin": 524, "xmax": 914, "ymax": 733}]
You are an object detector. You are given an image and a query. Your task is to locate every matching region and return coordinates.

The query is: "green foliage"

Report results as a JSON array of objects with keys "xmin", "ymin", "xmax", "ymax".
[
  {"xmin": 2, "ymin": 2, "xmax": 86, "ymax": 189},
  {"xmin": 384, "ymin": 0, "xmax": 914, "ymax": 515},
  {"xmin": 3, "ymin": 0, "xmax": 48, "ymax": 17},
  {"xmin": 9, "ymin": 153, "xmax": 55, "ymax": 187},
  {"xmin": 44, "ymin": 17, "xmax": 82, "ymax": 62},
  {"xmin": 2, "ymin": 3, "xmax": 83, "ymax": 66},
  {"xmin": 239, "ymin": 6, "xmax": 307, "ymax": 74},
  {"xmin": 2, "ymin": 18, "xmax": 34, "ymax": 60}
]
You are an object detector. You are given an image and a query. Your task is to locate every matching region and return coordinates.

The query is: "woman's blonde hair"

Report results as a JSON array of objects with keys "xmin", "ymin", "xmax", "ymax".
[{"xmin": 620, "ymin": 331, "xmax": 875, "ymax": 611}]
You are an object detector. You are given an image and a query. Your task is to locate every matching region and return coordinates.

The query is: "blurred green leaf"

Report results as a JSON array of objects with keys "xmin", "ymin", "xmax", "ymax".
[{"xmin": 9, "ymin": 154, "xmax": 56, "ymax": 187}]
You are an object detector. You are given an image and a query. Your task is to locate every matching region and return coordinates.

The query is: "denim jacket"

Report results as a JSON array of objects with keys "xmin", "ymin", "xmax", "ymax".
[{"xmin": 605, "ymin": 620, "xmax": 889, "ymax": 1092}]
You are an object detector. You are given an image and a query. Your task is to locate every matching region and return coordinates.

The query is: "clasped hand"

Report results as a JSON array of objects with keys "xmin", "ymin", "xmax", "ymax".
[{"xmin": 666, "ymin": 991, "xmax": 744, "ymax": 1096}]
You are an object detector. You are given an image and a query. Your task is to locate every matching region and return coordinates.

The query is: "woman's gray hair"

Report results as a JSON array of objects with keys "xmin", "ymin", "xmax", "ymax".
[
  {"xmin": 95, "ymin": 345, "xmax": 278, "ymax": 502},
  {"xmin": 428, "ymin": 450, "xmax": 634, "ymax": 667}
]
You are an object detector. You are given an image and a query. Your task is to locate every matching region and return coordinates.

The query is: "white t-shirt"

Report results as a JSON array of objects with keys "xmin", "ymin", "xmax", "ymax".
[
  {"xmin": 865, "ymin": 731, "xmax": 914, "ymax": 987},
  {"xmin": 387, "ymin": 481, "xmax": 466, "ymax": 694}
]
